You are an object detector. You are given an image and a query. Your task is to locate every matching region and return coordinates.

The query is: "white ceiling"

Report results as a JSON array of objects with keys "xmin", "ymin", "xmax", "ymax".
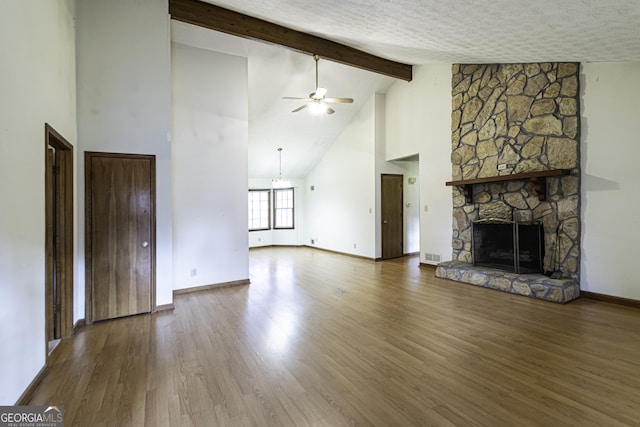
[{"xmin": 171, "ymin": 0, "xmax": 640, "ymax": 178}]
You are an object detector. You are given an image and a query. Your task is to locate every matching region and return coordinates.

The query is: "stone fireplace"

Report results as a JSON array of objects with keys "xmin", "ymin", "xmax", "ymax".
[{"xmin": 436, "ymin": 63, "xmax": 581, "ymax": 303}]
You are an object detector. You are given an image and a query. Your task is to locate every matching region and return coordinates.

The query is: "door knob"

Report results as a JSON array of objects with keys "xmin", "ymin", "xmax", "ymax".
[
  {"xmin": 141, "ymin": 241, "xmax": 149, "ymax": 248},
  {"xmin": 383, "ymin": 220, "xmax": 389, "ymax": 224}
]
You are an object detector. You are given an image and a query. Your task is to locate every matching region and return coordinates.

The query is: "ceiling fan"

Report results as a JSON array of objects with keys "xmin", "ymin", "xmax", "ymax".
[{"xmin": 282, "ymin": 55, "xmax": 354, "ymax": 115}]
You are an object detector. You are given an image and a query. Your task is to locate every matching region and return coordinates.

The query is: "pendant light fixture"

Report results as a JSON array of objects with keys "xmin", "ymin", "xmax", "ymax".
[{"xmin": 272, "ymin": 147, "xmax": 291, "ymax": 188}]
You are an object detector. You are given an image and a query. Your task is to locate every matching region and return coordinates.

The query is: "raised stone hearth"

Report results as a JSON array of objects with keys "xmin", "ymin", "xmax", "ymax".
[{"xmin": 436, "ymin": 261, "xmax": 579, "ymax": 303}]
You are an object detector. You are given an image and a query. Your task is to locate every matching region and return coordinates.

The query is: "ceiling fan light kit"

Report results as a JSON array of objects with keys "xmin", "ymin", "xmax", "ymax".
[{"xmin": 282, "ymin": 55, "xmax": 353, "ymax": 115}]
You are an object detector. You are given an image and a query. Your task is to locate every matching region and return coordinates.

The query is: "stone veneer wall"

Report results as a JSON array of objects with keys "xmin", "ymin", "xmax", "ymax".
[{"xmin": 450, "ymin": 63, "xmax": 580, "ymax": 279}]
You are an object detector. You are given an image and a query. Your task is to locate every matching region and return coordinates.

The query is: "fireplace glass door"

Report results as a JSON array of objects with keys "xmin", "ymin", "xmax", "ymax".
[{"xmin": 472, "ymin": 222, "xmax": 543, "ymax": 274}]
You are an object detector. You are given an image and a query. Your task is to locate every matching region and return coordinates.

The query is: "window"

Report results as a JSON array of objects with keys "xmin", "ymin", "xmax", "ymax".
[
  {"xmin": 248, "ymin": 189, "xmax": 270, "ymax": 231},
  {"xmin": 273, "ymin": 188, "xmax": 294, "ymax": 229}
]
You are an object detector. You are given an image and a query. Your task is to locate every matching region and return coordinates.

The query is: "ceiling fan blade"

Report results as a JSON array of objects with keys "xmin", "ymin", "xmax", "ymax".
[
  {"xmin": 326, "ymin": 107, "xmax": 335, "ymax": 115},
  {"xmin": 282, "ymin": 96, "xmax": 312, "ymax": 101},
  {"xmin": 292, "ymin": 103, "xmax": 310, "ymax": 113},
  {"xmin": 324, "ymin": 97, "xmax": 354, "ymax": 104}
]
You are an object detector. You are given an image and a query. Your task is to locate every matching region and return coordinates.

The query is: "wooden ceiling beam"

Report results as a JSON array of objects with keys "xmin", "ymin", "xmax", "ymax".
[{"xmin": 169, "ymin": 0, "xmax": 413, "ymax": 81}]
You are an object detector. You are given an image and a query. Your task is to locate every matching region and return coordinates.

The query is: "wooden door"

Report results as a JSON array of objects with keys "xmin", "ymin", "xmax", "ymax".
[
  {"xmin": 381, "ymin": 174, "xmax": 404, "ymax": 259},
  {"xmin": 86, "ymin": 153, "xmax": 155, "ymax": 322}
]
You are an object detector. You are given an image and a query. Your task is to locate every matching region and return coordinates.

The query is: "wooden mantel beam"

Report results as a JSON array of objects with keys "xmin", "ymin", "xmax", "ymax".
[
  {"xmin": 445, "ymin": 169, "xmax": 572, "ymax": 204},
  {"xmin": 169, "ymin": 0, "xmax": 413, "ymax": 81}
]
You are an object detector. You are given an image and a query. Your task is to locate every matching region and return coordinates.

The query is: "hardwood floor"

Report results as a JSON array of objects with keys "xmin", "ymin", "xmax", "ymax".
[{"xmin": 29, "ymin": 247, "xmax": 640, "ymax": 426}]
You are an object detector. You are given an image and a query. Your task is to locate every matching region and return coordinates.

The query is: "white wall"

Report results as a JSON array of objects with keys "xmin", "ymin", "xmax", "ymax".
[
  {"xmin": 374, "ymin": 94, "xmax": 421, "ymax": 257},
  {"xmin": 248, "ymin": 178, "xmax": 305, "ymax": 248},
  {"xmin": 0, "ymin": 0, "xmax": 77, "ymax": 405},
  {"xmin": 395, "ymin": 161, "xmax": 421, "ymax": 254},
  {"xmin": 581, "ymin": 63, "xmax": 640, "ymax": 300},
  {"xmin": 305, "ymin": 95, "xmax": 377, "ymax": 258},
  {"xmin": 172, "ymin": 44, "xmax": 249, "ymax": 290},
  {"xmin": 76, "ymin": 0, "xmax": 173, "ymax": 307},
  {"xmin": 385, "ymin": 64, "xmax": 453, "ymax": 264}
]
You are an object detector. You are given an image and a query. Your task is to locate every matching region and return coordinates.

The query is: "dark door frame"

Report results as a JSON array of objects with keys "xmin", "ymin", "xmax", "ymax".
[
  {"xmin": 44, "ymin": 123, "xmax": 74, "ymax": 342},
  {"xmin": 84, "ymin": 151, "xmax": 157, "ymax": 324}
]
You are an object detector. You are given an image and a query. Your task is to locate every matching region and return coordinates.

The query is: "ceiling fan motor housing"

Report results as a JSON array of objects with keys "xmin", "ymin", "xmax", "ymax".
[{"xmin": 282, "ymin": 55, "xmax": 354, "ymax": 114}]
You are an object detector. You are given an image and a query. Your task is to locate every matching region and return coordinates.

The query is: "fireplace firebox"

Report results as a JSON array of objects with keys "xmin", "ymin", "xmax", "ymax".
[{"xmin": 472, "ymin": 221, "xmax": 544, "ymax": 274}]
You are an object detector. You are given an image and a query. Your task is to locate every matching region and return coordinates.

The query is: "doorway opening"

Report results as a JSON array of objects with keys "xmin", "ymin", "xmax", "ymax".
[
  {"xmin": 45, "ymin": 123, "xmax": 74, "ymax": 355},
  {"xmin": 380, "ymin": 155, "xmax": 421, "ymax": 261},
  {"xmin": 390, "ymin": 156, "xmax": 420, "ymax": 259}
]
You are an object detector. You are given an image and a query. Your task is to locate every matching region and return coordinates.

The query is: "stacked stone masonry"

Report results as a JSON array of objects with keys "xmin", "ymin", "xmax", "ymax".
[
  {"xmin": 444, "ymin": 63, "xmax": 581, "ymax": 300},
  {"xmin": 436, "ymin": 261, "xmax": 579, "ymax": 304}
]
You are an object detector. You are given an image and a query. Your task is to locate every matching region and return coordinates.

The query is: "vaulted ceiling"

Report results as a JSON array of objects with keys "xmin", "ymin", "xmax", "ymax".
[{"xmin": 170, "ymin": 0, "xmax": 640, "ymax": 179}]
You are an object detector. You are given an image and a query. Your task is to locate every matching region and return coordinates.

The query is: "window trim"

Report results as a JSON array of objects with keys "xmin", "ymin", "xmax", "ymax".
[
  {"xmin": 248, "ymin": 188, "xmax": 271, "ymax": 232},
  {"xmin": 273, "ymin": 187, "xmax": 295, "ymax": 230}
]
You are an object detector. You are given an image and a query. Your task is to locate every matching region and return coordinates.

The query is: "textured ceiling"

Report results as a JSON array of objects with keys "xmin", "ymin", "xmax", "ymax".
[
  {"xmin": 201, "ymin": 0, "xmax": 640, "ymax": 64},
  {"xmin": 172, "ymin": 0, "xmax": 640, "ymax": 178}
]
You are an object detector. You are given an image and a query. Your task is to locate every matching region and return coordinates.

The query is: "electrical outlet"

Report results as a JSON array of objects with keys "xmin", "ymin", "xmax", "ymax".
[
  {"xmin": 353, "ymin": 243, "xmax": 357, "ymax": 249},
  {"xmin": 497, "ymin": 163, "xmax": 508, "ymax": 170},
  {"xmin": 190, "ymin": 268, "xmax": 197, "ymax": 277}
]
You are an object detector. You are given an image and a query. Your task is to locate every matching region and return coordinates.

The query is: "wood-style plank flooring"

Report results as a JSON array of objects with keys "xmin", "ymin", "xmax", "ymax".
[{"xmin": 29, "ymin": 247, "xmax": 640, "ymax": 426}]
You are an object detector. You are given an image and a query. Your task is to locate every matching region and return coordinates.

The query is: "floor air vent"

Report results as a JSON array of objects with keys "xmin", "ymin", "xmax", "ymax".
[{"xmin": 425, "ymin": 253, "xmax": 441, "ymax": 262}]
